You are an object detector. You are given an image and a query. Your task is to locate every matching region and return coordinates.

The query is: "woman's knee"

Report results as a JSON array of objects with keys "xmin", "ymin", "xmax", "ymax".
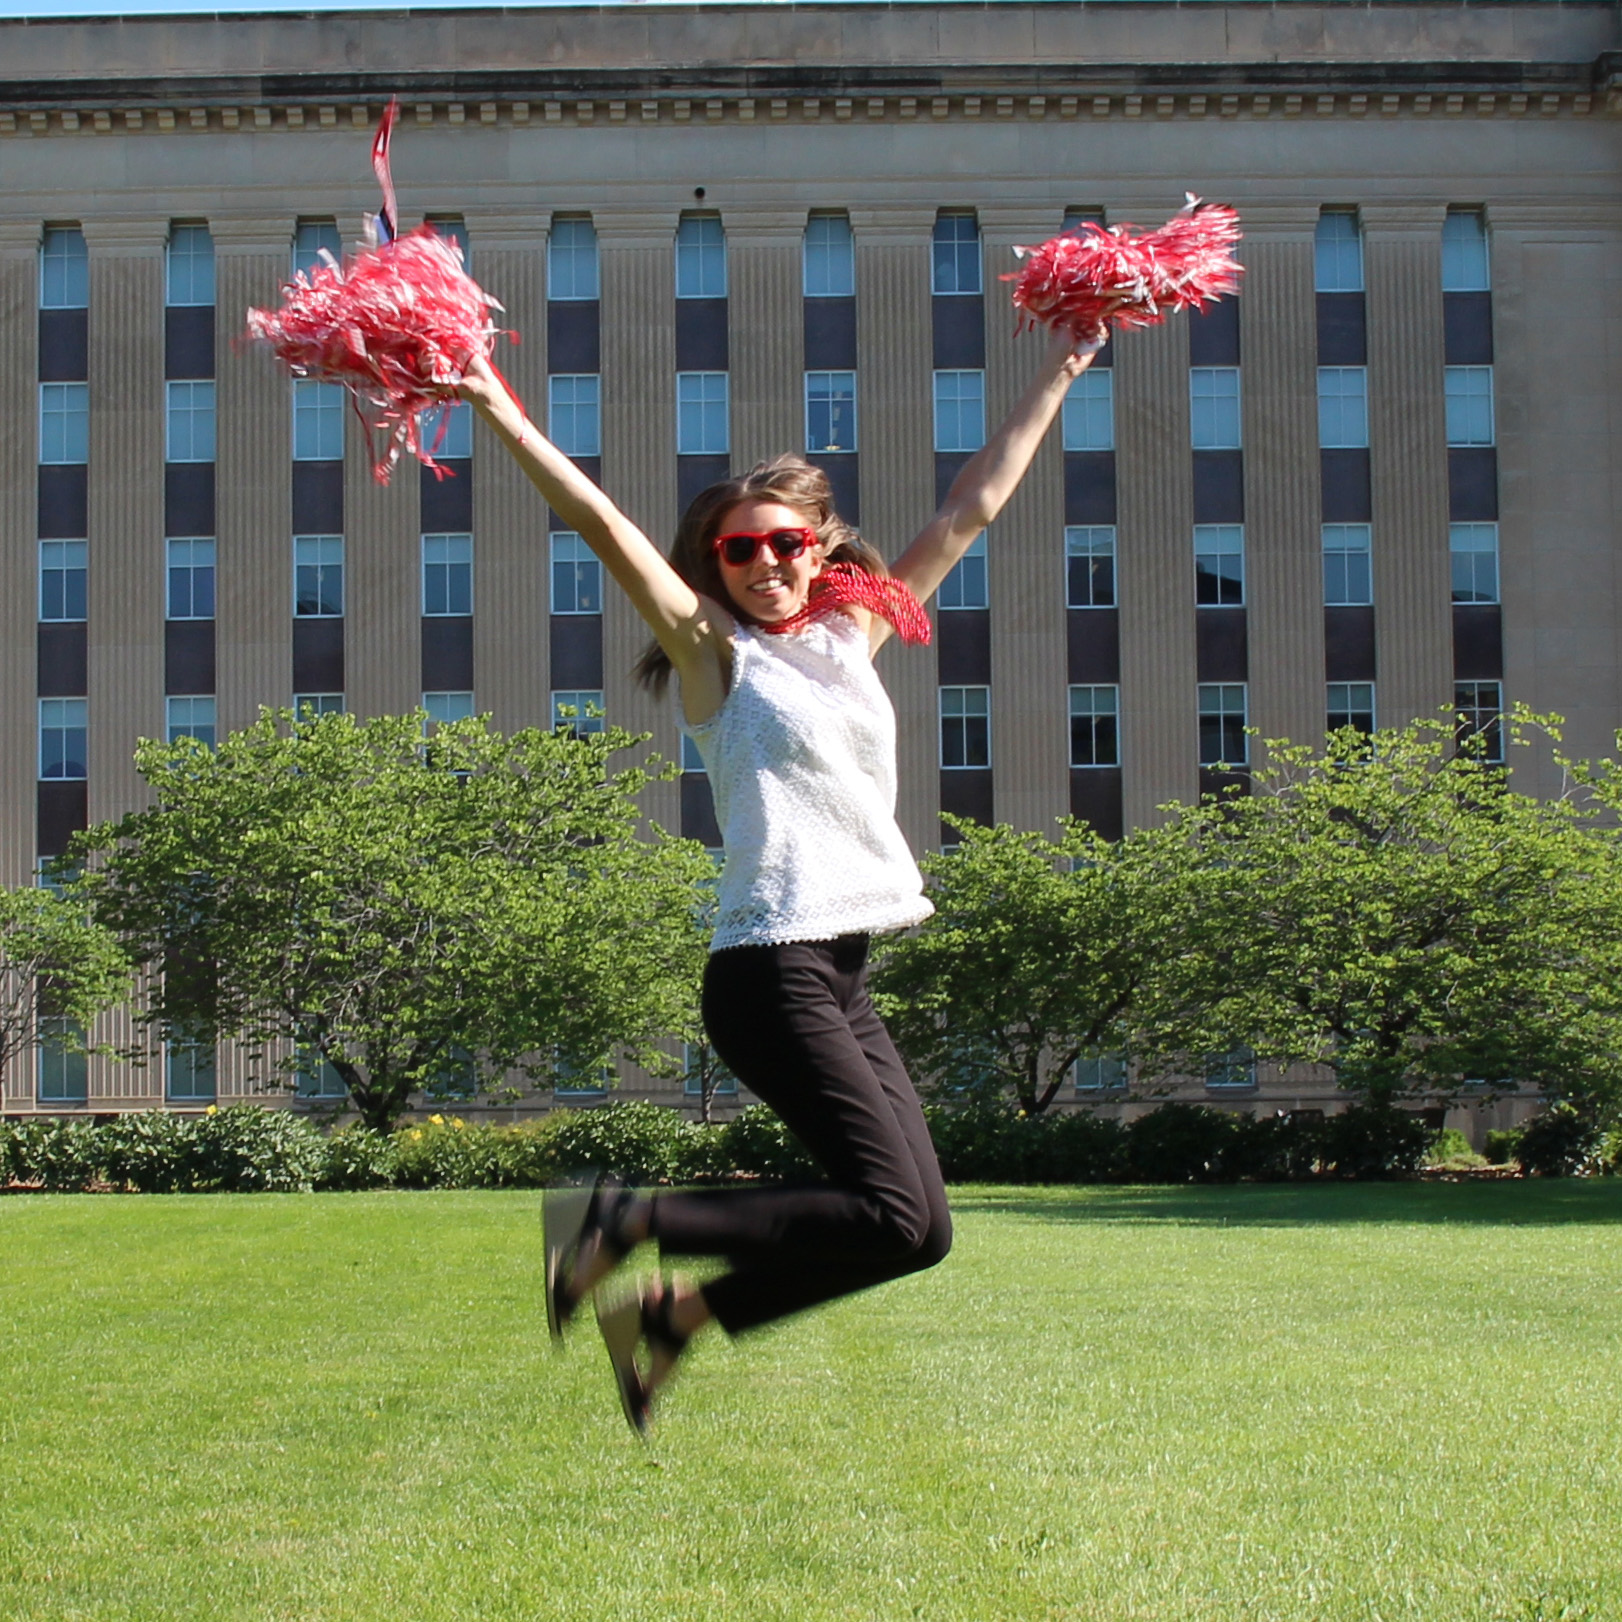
[{"xmin": 876, "ymin": 1201, "xmax": 952, "ymax": 1273}]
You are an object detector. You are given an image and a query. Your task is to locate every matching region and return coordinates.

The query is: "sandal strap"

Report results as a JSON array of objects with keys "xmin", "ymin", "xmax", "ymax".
[
  {"xmin": 583, "ymin": 1174, "xmax": 638, "ymax": 1264},
  {"xmin": 642, "ymin": 1286, "xmax": 691, "ymax": 1359}
]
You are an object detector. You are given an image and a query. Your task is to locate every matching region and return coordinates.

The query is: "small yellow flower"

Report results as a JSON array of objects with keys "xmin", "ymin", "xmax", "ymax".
[
  {"xmin": 429, "ymin": 1113, "xmax": 445, "ymax": 1126},
  {"xmin": 453, "ymin": 1118, "xmax": 466, "ymax": 1131},
  {"xmin": 408, "ymin": 1129, "xmax": 423, "ymax": 1142},
  {"xmin": 205, "ymin": 1105, "xmax": 218, "ymax": 1115}
]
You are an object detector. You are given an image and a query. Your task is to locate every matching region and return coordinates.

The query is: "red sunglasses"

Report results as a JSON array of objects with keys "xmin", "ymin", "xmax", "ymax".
[{"xmin": 712, "ymin": 527, "xmax": 817, "ymax": 568}]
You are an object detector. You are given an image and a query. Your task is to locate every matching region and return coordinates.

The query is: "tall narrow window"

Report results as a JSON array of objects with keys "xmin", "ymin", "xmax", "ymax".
[
  {"xmin": 165, "ymin": 380, "xmax": 216, "ymax": 463},
  {"xmin": 427, "ymin": 217, "xmax": 470, "ymax": 268},
  {"xmin": 423, "ymin": 691, "xmax": 475, "ymax": 725},
  {"xmin": 803, "ymin": 213, "xmax": 854, "ymax": 298},
  {"xmin": 805, "ymin": 371, "xmax": 857, "ymax": 453},
  {"xmin": 1455, "ymin": 680, "xmax": 1503, "ymax": 762},
  {"xmin": 1062, "ymin": 369, "xmax": 1113, "ymax": 451},
  {"xmin": 39, "ymin": 382, "xmax": 89, "ymax": 465},
  {"xmin": 1314, "ymin": 210, "xmax": 1363, "ymax": 292},
  {"xmin": 1322, "ymin": 524, "xmax": 1373, "ymax": 607},
  {"xmin": 677, "ymin": 372, "xmax": 729, "ymax": 455},
  {"xmin": 931, "ymin": 213, "xmax": 981, "ymax": 295},
  {"xmin": 1074, "ymin": 1050, "xmax": 1127, "ymax": 1094},
  {"xmin": 1445, "ymin": 367, "xmax": 1495, "ymax": 446},
  {"xmin": 1317, "ymin": 367, "xmax": 1369, "ymax": 448},
  {"xmin": 552, "ymin": 690, "xmax": 605, "ymax": 735},
  {"xmin": 939, "ymin": 686, "xmax": 990, "ymax": 769},
  {"xmin": 293, "ymin": 536, "xmax": 344, "ymax": 618},
  {"xmin": 1450, "ymin": 522, "xmax": 1499, "ymax": 604},
  {"xmin": 933, "ymin": 370, "xmax": 985, "ymax": 452},
  {"xmin": 39, "ymin": 540, "xmax": 88, "ymax": 623},
  {"xmin": 419, "ymin": 402, "xmax": 473, "ymax": 459},
  {"xmin": 938, "ymin": 534, "xmax": 987, "ymax": 611},
  {"xmin": 166, "ymin": 695, "xmax": 217, "ymax": 747},
  {"xmin": 292, "ymin": 219, "xmax": 341, "ymax": 278},
  {"xmin": 1205, "ymin": 1048, "xmax": 1257, "ymax": 1092},
  {"xmin": 296, "ymin": 1044, "xmax": 348, "ymax": 1098},
  {"xmin": 1193, "ymin": 525, "xmax": 1245, "ymax": 607},
  {"xmin": 550, "ymin": 533, "xmax": 602, "ymax": 615},
  {"xmin": 676, "ymin": 216, "xmax": 726, "ymax": 299},
  {"xmin": 166, "ymin": 537, "xmax": 216, "ymax": 621},
  {"xmin": 1327, "ymin": 682, "xmax": 1376, "ymax": 738},
  {"xmin": 548, "ymin": 217, "xmax": 599, "ymax": 301},
  {"xmin": 1197, "ymin": 684, "xmax": 1248, "ymax": 766},
  {"xmin": 1069, "ymin": 685, "xmax": 1120, "ymax": 768},
  {"xmin": 40, "ymin": 226, "xmax": 89, "ymax": 309},
  {"xmin": 1190, "ymin": 368, "xmax": 1242, "ymax": 449},
  {"xmin": 1442, "ymin": 210, "xmax": 1490, "ymax": 292},
  {"xmin": 166, "ymin": 223, "xmax": 215, "ymax": 307},
  {"xmin": 548, "ymin": 374, "xmax": 602, "ymax": 457},
  {"xmin": 293, "ymin": 380, "xmax": 344, "ymax": 461},
  {"xmin": 39, "ymin": 698, "xmax": 88, "ymax": 780},
  {"xmin": 1066, "ymin": 527, "xmax": 1116, "ymax": 608},
  {"xmin": 166, "ymin": 1043, "xmax": 217, "ymax": 1103},
  {"xmin": 37, "ymin": 1018, "xmax": 88, "ymax": 1105},
  {"xmin": 422, "ymin": 534, "xmax": 473, "ymax": 617}
]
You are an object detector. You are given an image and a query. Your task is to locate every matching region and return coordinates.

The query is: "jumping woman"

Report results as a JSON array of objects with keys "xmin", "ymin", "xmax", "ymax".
[{"xmin": 457, "ymin": 321, "xmax": 1109, "ymax": 1431}]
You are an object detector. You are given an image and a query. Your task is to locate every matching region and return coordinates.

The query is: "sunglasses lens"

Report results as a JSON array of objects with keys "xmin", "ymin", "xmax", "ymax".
[
  {"xmin": 719, "ymin": 536, "xmax": 757, "ymax": 566},
  {"xmin": 769, "ymin": 529, "xmax": 810, "ymax": 559}
]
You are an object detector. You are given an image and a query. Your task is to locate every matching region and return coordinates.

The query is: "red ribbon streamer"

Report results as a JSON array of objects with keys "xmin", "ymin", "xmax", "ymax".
[{"xmin": 755, "ymin": 562, "xmax": 932, "ymax": 646}]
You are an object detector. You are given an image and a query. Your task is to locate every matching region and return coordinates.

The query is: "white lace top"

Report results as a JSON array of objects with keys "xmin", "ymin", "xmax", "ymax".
[{"xmin": 679, "ymin": 614, "xmax": 934, "ymax": 952}]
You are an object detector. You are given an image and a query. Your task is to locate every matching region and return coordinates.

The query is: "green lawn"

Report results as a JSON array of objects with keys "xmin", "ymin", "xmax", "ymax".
[{"xmin": 3, "ymin": 1184, "xmax": 1620, "ymax": 1621}]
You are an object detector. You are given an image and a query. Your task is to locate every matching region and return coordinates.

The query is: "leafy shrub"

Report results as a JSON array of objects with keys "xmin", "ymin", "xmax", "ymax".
[
  {"xmin": 716, "ymin": 1105, "xmax": 816, "ymax": 1181},
  {"xmin": 321, "ymin": 1124, "xmax": 397, "ymax": 1190},
  {"xmin": 1482, "ymin": 1127, "xmax": 1524, "ymax": 1166},
  {"xmin": 388, "ymin": 1114, "xmax": 562, "ymax": 1189},
  {"xmin": 1426, "ymin": 1127, "xmax": 1477, "ymax": 1165},
  {"xmin": 190, "ymin": 1105, "xmax": 328, "ymax": 1192},
  {"xmin": 4, "ymin": 1116, "xmax": 105, "ymax": 1190},
  {"xmin": 1515, "ymin": 1104, "xmax": 1608, "ymax": 1177},
  {"xmin": 920, "ymin": 1104, "xmax": 1126, "ymax": 1184},
  {"xmin": 544, "ymin": 1101, "xmax": 705, "ymax": 1186},
  {"xmin": 1319, "ymin": 1104, "xmax": 1434, "ymax": 1180},
  {"xmin": 1125, "ymin": 1103, "xmax": 1244, "ymax": 1183},
  {"xmin": 100, "ymin": 1110, "xmax": 196, "ymax": 1192},
  {"xmin": 1225, "ymin": 1112, "xmax": 1325, "ymax": 1182},
  {"xmin": 1031, "ymin": 1109, "xmax": 1129, "ymax": 1183}
]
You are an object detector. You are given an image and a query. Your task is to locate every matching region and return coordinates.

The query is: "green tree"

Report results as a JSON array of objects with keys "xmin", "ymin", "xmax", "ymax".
[
  {"xmin": 0, "ymin": 884, "xmax": 132, "ymax": 1094},
  {"xmin": 871, "ymin": 818, "xmax": 1200, "ymax": 1115},
  {"xmin": 1144, "ymin": 712, "xmax": 1622, "ymax": 1110},
  {"xmin": 73, "ymin": 710, "xmax": 715, "ymax": 1132}
]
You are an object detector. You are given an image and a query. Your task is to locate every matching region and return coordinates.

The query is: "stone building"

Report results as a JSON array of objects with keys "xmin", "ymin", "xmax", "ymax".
[{"xmin": 1, "ymin": 0, "xmax": 1617, "ymax": 1124}]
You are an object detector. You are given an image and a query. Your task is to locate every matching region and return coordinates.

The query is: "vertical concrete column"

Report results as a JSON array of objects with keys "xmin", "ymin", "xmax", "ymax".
[
  {"xmin": 1490, "ymin": 204, "xmax": 1622, "ymax": 788},
  {"xmin": 214, "ymin": 219, "xmax": 295, "ymax": 736},
  {"xmin": 466, "ymin": 212, "xmax": 550, "ymax": 736},
  {"xmin": 83, "ymin": 218, "xmax": 167, "ymax": 823},
  {"xmin": 1114, "ymin": 309, "xmax": 1198, "ymax": 825},
  {"xmin": 1239, "ymin": 212, "xmax": 1326, "ymax": 758},
  {"xmin": 598, "ymin": 212, "xmax": 681, "ymax": 830},
  {"xmin": 850, "ymin": 207, "xmax": 938, "ymax": 856},
  {"xmin": 1363, "ymin": 202, "xmax": 1451, "ymax": 730},
  {"xmin": 0, "ymin": 222, "xmax": 39, "ymax": 893},
  {"xmin": 981, "ymin": 206, "xmax": 1068, "ymax": 834},
  {"xmin": 727, "ymin": 210, "xmax": 804, "ymax": 471}
]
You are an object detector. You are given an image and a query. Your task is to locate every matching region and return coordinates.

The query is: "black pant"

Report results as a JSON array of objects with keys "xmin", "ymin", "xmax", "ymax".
[{"xmin": 648, "ymin": 934, "xmax": 952, "ymax": 1335}]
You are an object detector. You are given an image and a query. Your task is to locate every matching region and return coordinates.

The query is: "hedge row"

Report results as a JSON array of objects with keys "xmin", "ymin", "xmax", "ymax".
[{"xmin": 0, "ymin": 1100, "xmax": 1601, "ymax": 1195}]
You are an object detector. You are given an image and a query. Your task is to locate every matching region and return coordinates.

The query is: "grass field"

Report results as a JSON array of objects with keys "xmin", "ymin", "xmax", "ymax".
[{"xmin": 3, "ymin": 1183, "xmax": 1621, "ymax": 1621}]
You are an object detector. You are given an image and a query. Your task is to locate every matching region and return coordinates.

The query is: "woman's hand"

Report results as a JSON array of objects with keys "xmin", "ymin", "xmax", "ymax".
[{"xmin": 1044, "ymin": 312, "xmax": 1116, "ymax": 381}]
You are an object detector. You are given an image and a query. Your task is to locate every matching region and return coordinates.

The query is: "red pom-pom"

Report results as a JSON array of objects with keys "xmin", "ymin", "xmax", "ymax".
[
  {"xmin": 245, "ymin": 224, "xmax": 505, "ymax": 483},
  {"xmin": 756, "ymin": 562, "xmax": 932, "ymax": 647},
  {"xmin": 1002, "ymin": 195, "xmax": 1244, "ymax": 339}
]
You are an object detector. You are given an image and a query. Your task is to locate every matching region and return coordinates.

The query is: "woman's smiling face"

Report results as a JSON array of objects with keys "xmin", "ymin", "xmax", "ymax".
[{"xmin": 711, "ymin": 498, "xmax": 824, "ymax": 624}]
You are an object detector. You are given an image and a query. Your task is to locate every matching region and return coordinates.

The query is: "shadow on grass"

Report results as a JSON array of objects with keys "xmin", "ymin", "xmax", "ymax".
[{"xmin": 950, "ymin": 1180, "xmax": 1622, "ymax": 1228}]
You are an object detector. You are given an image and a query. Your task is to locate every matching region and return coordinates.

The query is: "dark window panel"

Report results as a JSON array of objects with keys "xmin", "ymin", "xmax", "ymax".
[
  {"xmin": 936, "ymin": 609, "xmax": 991, "ymax": 685},
  {"xmin": 674, "ymin": 298, "xmax": 729, "ymax": 371},
  {"xmin": 934, "ymin": 450, "xmax": 973, "ymax": 509},
  {"xmin": 1315, "ymin": 293, "xmax": 1367, "ymax": 366},
  {"xmin": 1088, "ymin": 334, "xmax": 1114, "ymax": 371},
  {"xmin": 677, "ymin": 453, "xmax": 732, "ymax": 513},
  {"xmin": 939, "ymin": 767, "xmax": 994, "ymax": 837},
  {"xmin": 1067, "ymin": 608, "xmax": 1120, "ymax": 683},
  {"xmin": 38, "ymin": 780, "xmax": 89, "ymax": 858},
  {"xmin": 38, "ymin": 309, "xmax": 88, "ymax": 382},
  {"xmin": 165, "ymin": 462, "xmax": 215, "ymax": 538},
  {"xmin": 421, "ymin": 458, "xmax": 473, "ymax": 531},
  {"xmin": 37, "ymin": 623, "xmax": 88, "ymax": 698},
  {"xmin": 1069, "ymin": 767, "xmax": 1123, "ymax": 841},
  {"xmin": 1448, "ymin": 448, "xmax": 1499, "ymax": 521},
  {"xmin": 164, "ymin": 306, "xmax": 215, "ymax": 380},
  {"xmin": 1064, "ymin": 451, "xmax": 1117, "ymax": 525},
  {"xmin": 1452, "ymin": 604, "xmax": 1504, "ymax": 680},
  {"xmin": 1443, "ymin": 292, "xmax": 1494, "ymax": 366},
  {"xmin": 1320, "ymin": 448, "xmax": 1372, "ymax": 523},
  {"xmin": 931, "ymin": 294, "xmax": 985, "ymax": 369},
  {"xmin": 1195, "ymin": 608, "xmax": 1248, "ymax": 682},
  {"xmin": 680, "ymin": 772, "xmax": 723, "ymax": 848},
  {"xmin": 421, "ymin": 616, "xmax": 474, "ymax": 691},
  {"xmin": 291, "ymin": 460, "xmax": 344, "ymax": 533},
  {"xmin": 38, "ymin": 465, "xmax": 88, "ymax": 539},
  {"xmin": 1324, "ymin": 606, "xmax": 1378, "ymax": 682},
  {"xmin": 1199, "ymin": 768, "xmax": 1250, "ymax": 804},
  {"xmin": 1187, "ymin": 298, "xmax": 1240, "ymax": 367},
  {"xmin": 807, "ymin": 452, "xmax": 860, "ymax": 526},
  {"xmin": 1192, "ymin": 450, "xmax": 1244, "ymax": 524},
  {"xmin": 164, "ymin": 620, "xmax": 216, "ymax": 695},
  {"xmin": 547, "ymin": 299, "xmax": 601, "ymax": 373},
  {"xmin": 291, "ymin": 616, "xmax": 345, "ymax": 692},
  {"xmin": 803, "ymin": 297, "xmax": 858, "ymax": 370},
  {"xmin": 549, "ymin": 614, "xmax": 604, "ymax": 690}
]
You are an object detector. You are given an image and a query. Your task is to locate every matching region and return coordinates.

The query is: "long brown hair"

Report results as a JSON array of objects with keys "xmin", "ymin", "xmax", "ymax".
[{"xmin": 632, "ymin": 454, "xmax": 889, "ymax": 693}]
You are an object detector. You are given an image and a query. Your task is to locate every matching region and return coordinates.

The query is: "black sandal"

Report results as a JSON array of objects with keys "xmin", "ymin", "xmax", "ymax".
[
  {"xmin": 543, "ymin": 1173, "xmax": 637, "ymax": 1341},
  {"xmin": 593, "ymin": 1276, "xmax": 694, "ymax": 1437}
]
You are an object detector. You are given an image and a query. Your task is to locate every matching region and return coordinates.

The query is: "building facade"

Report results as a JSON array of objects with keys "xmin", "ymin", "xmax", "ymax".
[{"xmin": 2, "ymin": 1, "xmax": 1619, "ymax": 1124}]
